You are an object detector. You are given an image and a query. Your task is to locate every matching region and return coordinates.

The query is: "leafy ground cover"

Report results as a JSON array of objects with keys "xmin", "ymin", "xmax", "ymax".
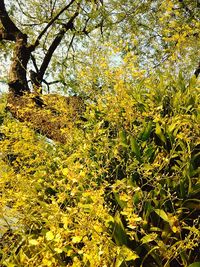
[{"xmin": 0, "ymin": 67, "xmax": 200, "ymax": 266}]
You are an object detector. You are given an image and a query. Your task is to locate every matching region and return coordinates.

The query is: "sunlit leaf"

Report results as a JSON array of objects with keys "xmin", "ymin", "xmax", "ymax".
[
  {"xmin": 112, "ymin": 212, "xmax": 128, "ymax": 246},
  {"xmin": 140, "ymin": 233, "xmax": 157, "ymax": 244},
  {"xmin": 155, "ymin": 123, "xmax": 166, "ymax": 144},
  {"xmin": 130, "ymin": 136, "xmax": 141, "ymax": 160},
  {"xmin": 72, "ymin": 236, "xmax": 82, "ymax": 243},
  {"xmin": 188, "ymin": 263, "xmax": 200, "ymax": 267},
  {"xmin": 154, "ymin": 209, "xmax": 169, "ymax": 222},
  {"xmin": 115, "ymin": 245, "xmax": 138, "ymax": 267},
  {"xmin": 46, "ymin": 231, "xmax": 54, "ymax": 241},
  {"xmin": 140, "ymin": 121, "xmax": 153, "ymax": 141},
  {"xmin": 29, "ymin": 239, "xmax": 39, "ymax": 246}
]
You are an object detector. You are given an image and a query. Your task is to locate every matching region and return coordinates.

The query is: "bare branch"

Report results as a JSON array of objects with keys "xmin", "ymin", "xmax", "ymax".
[
  {"xmin": 179, "ymin": 0, "xmax": 193, "ymax": 17},
  {"xmin": 48, "ymin": 80, "xmax": 63, "ymax": 85},
  {"xmin": 38, "ymin": 7, "xmax": 80, "ymax": 81},
  {"xmin": 66, "ymin": 33, "xmax": 75, "ymax": 59},
  {"xmin": 0, "ymin": 0, "xmax": 23, "ymax": 38},
  {"xmin": 0, "ymin": 27, "xmax": 15, "ymax": 41},
  {"xmin": 34, "ymin": 0, "xmax": 76, "ymax": 47},
  {"xmin": 31, "ymin": 55, "xmax": 39, "ymax": 72},
  {"xmin": 16, "ymin": 0, "xmax": 37, "ymax": 20},
  {"xmin": 194, "ymin": 62, "xmax": 200, "ymax": 78},
  {"xmin": 50, "ymin": 0, "xmax": 58, "ymax": 18}
]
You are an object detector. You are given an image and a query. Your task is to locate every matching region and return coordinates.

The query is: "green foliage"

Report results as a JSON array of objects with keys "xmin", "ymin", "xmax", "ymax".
[
  {"xmin": 1, "ymin": 0, "xmax": 200, "ymax": 265},
  {"xmin": 0, "ymin": 69, "xmax": 200, "ymax": 266}
]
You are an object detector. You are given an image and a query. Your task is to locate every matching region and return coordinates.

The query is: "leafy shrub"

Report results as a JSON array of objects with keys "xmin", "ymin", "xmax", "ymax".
[{"xmin": 0, "ymin": 71, "xmax": 200, "ymax": 266}]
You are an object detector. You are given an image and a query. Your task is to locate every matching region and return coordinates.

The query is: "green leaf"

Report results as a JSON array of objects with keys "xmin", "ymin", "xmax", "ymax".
[
  {"xmin": 178, "ymin": 71, "xmax": 186, "ymax": 92},
  {"xmin": 140, "ymin": 233, "xmax": 157, "ymax": 244},
  {"xmin": 155, "ymin": 123, "xmax": 166, "ymax": 144},
  {"xmin": 119, "ymin": 130, "xmax": 128, "ymax": 146},
  {"xmin": 115, "ymin": 245, "xmax": 138, "ymax": 267},
  {"xmin": 144, "ymin": 145, "xmax": 155, "ymax": 163},
  {"xmin": 112, "ymin": 212, "xmax": 128, "ymax": 246},
  {"xmin": 88, "ymin": 9, "xmax": 99, "ymax": 19},
  {"xmin": 130, "ymin": 136, "xmax": 141, "ymax": 160},
  {"xmin": 140, "ymin": 121, "xmax": 152, "ymax": 141},
  {"xmin": 114, "ymin": 193, "xmax": 126, "ymax": 209},
  {"xmin": 168, "ymin": 122, "xmax": 177, "ymax": 133},
  {"xmin": 188, "ymin": 262, "xmax": 200, "ymax": 267},
  {"xmin": 183, "ymin": 199, "xmax": 200, "ymax": 210},
  {"xmin": 154, "ymin": 209, "xmax": 169, "ymax": 222}
]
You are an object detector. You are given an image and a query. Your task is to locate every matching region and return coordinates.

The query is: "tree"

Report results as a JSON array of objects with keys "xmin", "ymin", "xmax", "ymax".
[
  {"xmin": 0, "ymin": 0, "xmax": 200, "ymax": 266},
  {"xmin": 0, "ymin": 1, "xmax": 199, "ymax": 139},
  {"xmin": 2, "ymin": 0, "xmax": 158, "ymax": 142},
  {"xmin": 0, "ymin": 0, "xmax": 103, "ymax": 141}
]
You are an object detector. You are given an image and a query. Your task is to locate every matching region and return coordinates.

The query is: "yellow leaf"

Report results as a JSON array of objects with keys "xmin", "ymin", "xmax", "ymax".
[
  {"xmin": 93, "ymin": 224, "xmax": 103, "ymax": 233},
  {"xmin": 62, "ymin": 168, "xmax": 69, "ymax": 175},
  {"xmin": 72, "ymin": 236, "xmax": 82, "ymax": 243},
  {"xmin": 172, "ymin": 226, "xmax": 178, "ymax": 233},
  {"xmin": 62, "ymin": 216, "xmax": 68, "ymax": 229},
  {"xmin": 29, "ymin": 239, "xmax": 39, "ymax": 245},
  {"xmin": 55, "ymin": 247, "xmax": 63, "ymax": 253},
  {"xmin": 42, "ymin": 259, "xmax": 52, "ymax": 266},
  {"xmin": 46, "ymin": 231, "xmax": 54, "ymax": 241},
  {"xmin": 116, "ymin": 245, "xmax": 138, "ymax": 267}
]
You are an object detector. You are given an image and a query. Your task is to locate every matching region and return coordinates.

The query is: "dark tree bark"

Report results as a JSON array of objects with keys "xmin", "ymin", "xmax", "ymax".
[
  {"xmin": 0, "ymin": 0, "xmax": 31, "ymax": 94},
  {"xmin": 0, "ymin": 0, "xmax": 84, "ymax": 143},
  {"xmin": 0, "ymin": 0, "xmax": 79, "ymax": 94},
  {"xmin": 8, "ymin": 34, "xmax": 33, "ymax": 95},
  {"xmin": 194, "ymin": 62, "xmax": 200, "ymax": 78}
]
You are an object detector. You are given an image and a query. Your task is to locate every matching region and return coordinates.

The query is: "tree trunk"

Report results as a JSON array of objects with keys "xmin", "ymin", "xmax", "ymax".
[
  {"xmin": 1, "ymin": 0, "xmax": 86, "ymax": 143},
  {"xmin": 8, "ymin": 33, "xmax": 31, "ymax": 95}
]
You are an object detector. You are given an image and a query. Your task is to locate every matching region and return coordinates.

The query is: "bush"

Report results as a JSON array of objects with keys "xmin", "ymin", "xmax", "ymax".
[{"xmin": 0, "ymin": 71, "xmax": 199, "ymax": 266}]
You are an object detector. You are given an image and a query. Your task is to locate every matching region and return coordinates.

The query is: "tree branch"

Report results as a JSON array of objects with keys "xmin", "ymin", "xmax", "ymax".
[
  {"xmin": 0, "ymin": 27, "xmax": 15, "ymax": 41},
  {"xmin": 178, "ymin": 0, "xmax": 193, "ymax": 17},
  {"xmin": 194, "ymin": 62, "xmax": 200, "ymax": 78},
  {"xmin": 0, "ymin": 0, "xmax": 23, "ymax": 39},
  {"xmin": 38, "ymin": 7, "xmax": 80, "ymax": 81},
  {"xmin": 0, "ymin": 0, "xmax": 31, "ymax": 94},
  {"xmin": 34, "ymin": 0, "xmax": 76, "ymax": 47},
  {"xmin": 31, "ymin": 55, "xmax": 39, "ymax": 72},
  {"xmin": 66, "ymin": 33, "xmax": 75, "ymax": 59}
]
